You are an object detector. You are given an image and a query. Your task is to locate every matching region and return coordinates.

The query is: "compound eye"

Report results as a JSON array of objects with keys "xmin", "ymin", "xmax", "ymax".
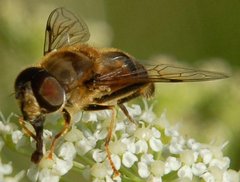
[
  {"xmin": 40, "ymin": 77, "xmax": 64, "ymax": 107},
  {"xmin": 31, "ymin": 73, "xmax": 65, "ymax": 112}
]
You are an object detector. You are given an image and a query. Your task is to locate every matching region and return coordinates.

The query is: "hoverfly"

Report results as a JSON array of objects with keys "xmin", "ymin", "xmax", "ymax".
[{"xmin": 14, "ymin": 7, "xmax": 227, "ymax": 176}]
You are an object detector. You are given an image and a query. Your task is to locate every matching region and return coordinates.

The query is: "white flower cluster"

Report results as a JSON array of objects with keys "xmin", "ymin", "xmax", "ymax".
[
  {"xmin": 0, "ymin": 113, "xmax": 25, "ymax": 182},
  {"xmin": 0, "ymin": 102, "xmax": 239, "ymax": 182}
]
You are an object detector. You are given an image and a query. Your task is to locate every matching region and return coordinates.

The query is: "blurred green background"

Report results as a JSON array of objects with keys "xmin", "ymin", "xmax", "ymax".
[{"xmin": 0, "ymin": 0, "xmax": 240, "ymax": 179}]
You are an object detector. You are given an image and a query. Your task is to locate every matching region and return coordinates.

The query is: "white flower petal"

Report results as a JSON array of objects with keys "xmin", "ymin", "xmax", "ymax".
[
  {"xmin": 154, "ymin": 110, "xmax": 169, "ymax": 128},
  {"xmin": 53, "ymin": 158, "xmax": 73, "ymax": 175},
  {"xmin": 165, "ymin": 127, "xmax": 179, "ymax": 137},
  {"xmin": 180, "ymin": 150, "xmax": 195, "ymax": 165},
  {"xmin": 0, "ymin": 162, "xmax": 13, "ymax": 175},
  {"xmin": 169, "ymin": 136, "xmax": 185, "ymax": 147},
  {"xmin": 209, "ymin": 157, "xmax": 230, "ymax": 170},
  {"xmin": 109, "ymin": 140, "xmax": 126, "ymax": 155},
  {"xmin": 201, "ymin": 172, "xmax": 215, "ymax": 182},
  {"xmin": 38, "ymin": 168, "xmax": 59, "ymax": 182},
  {"xmin": 122, "ymin": 151, "xmax": 138, "ymax": 168},
  {"xmin": 149, "ymin": 137, "xmax": 163, "ymax": 152},
  {"xmin": 127, "ymin": 104, "xmax": 142, "ymax": 116},
  {"xmin": 140, "ymin": 101, "xmax": 156, "ymax": 123},
  {"xmin": 135, "ymin": 140, "xmax": 148, "ymax": 154},
  {"xmin": 122, "ymin": 138, "xmax": 136, "ymax": 153},
  {"xmin": 0, "ymin": 121, "xmax": 12, "ymax": 134},
  {"xmin": 141, "ymin": 154, "xmax": 154, "ymax": 164},
  {"xmin": 88, "ymin": 112, "xmax": 98, "ymax": 122},
  {"xmin": 94, "ymin": 129, "xmax": 108, "ymax": 140},
  {"xmin": 192, "ymin": 163, "xmax": 207, "ymax": 176},
  {"xmin": 165, "ymin": 157, "xmax": 181, "ymax": 174},
  {"xmin": 39, "ymin": 156, "xmax": 55, "ymax": 169},
  {"xmin": 135, "ymin": 128, "xmax": 152, "ymax": 140},
  {"xmin": 92, "ymin": 149, "xmax": 106, "ymax": 163},
  {"xmin": 147, "ymin": 175, "xmax": 162, "ymax": 182},
  {"xmin": 115, "ymin": 121, "xmax": 125, "ymax": 131},
  {"xmin": 223, "ymin": 169, "xmax": 240, "ymax": 182},
  {"xmin": 64, "ymin": 126, "xmax": 83, "ymax": 142},
  {"xmin": 91, "ymin": 163, "xmax": 108, "ymax": 178},
  {"xmin": 187, "ymin": 138, "xmax": 201, "ymax": 151},
  {"xmin": 58, "ymin": 142, "xmax": 76, "ymax": 161},
  {"xmin": 151, "ymin": 127, "xmax": 161, "ymax": 138},
  {"xmin": 111, "ymin": 154, "xmax": 121, "ymax": 170},
  {"xmin": 11, "ymin": 130, "xmax": 23, "ymax": 144},
  {"xmin": 169, "ymin": 140, "xmax": 184, "ymax": 154},
  {"xmin": 72, "ymin": 112, "xmax": 83, "ymax": 123},
  {"xmin": 106, "ymin": 175, "xmax": 115, "ymax": 182},
  {"xmin": 97, "ymin": 110, "xmax": 111, "ymax": 121},
  {"xmin": 200, "ymin": 149, "xmax": 213, "ymax": 164},
  {"xmin": 210, "ymin": 146, "xmax": 224, "ymax": 159},
  {"xmin": 75, "ymin": 137, "xmax": 96, "ymax": 156},
  {"xmin": 138, "ymin": 162, "xmax": 150, "ymax": 178},
  {"xmin": 27, "ymin": 165, "xmax": 39, "ymax": 182},
  {"xmin": 40, "ymin": 175, "xmax": 60, "ymax": 182},
  {"xmin": 150, "ymin": 160, "xmax": 165, "ymax": 176},
  {"xmin": 126, "ymin": 123, "xmax": 137, "ymax": 135},
  {"xmin": 178, "ymin": 165, "xmax": 193, "ymax": 180},
  {"xmin": 208, "ymin": 166, "xmax": 224, "ymax": 181}
]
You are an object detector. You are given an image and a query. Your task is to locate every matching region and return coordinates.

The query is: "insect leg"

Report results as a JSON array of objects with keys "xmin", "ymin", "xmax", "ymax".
[
  {"xmin": 19, "ymin": 116, "xmax": 44, "ymax": 163},
  {"xmin": 117, "ymin": 92, "xmax": 141, "ymax": 124},
  {"xmin": 105, "ymin": 106, "xmax": 120, "ymax": 177},
  {"xmin": 95, "ymin": 83, "xmax": 153, "ymax": 124},
  {"xmin": 30, "ymin": 115, "xmax": 45, "ymax": 164},
  {"xmin": 19, "ymin": 116, "xmax": 45, "ymax": 163},
  {"xmin": 48, "ymin": 109, "xmax": 71, "ymax": 159},
  {"xmin": 84, "ymin": 105, "xmax": 120, "ymax": 177},
  {"xmin": 18, "ymin": 117, "xmax": 37, "ymax": 140},
  {"xmin": 117, "ymin": 83, "xmax": 154, "ymax": 124}
]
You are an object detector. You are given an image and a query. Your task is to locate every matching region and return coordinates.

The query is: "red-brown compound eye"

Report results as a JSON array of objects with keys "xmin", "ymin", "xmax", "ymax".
[
  {"xmin": 31, "ymin": 70, "xmax": 65, "ymax": 113},
  {"xmin": 39, "ymin": 77, "xmax": 64, "ymax": 107}
]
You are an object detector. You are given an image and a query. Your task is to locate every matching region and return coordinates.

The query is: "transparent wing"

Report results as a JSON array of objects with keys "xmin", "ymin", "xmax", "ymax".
[
  {"xmin": 93, "ymin": 64, "xmax": 228, "ymax": 86},
  {"xmin": 44, "ymin": 7, "xmax": 90, "ymax": 55},
  {"xmin": 145, "ymin": 64, "xmax": 228, "ymax": 82}
]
